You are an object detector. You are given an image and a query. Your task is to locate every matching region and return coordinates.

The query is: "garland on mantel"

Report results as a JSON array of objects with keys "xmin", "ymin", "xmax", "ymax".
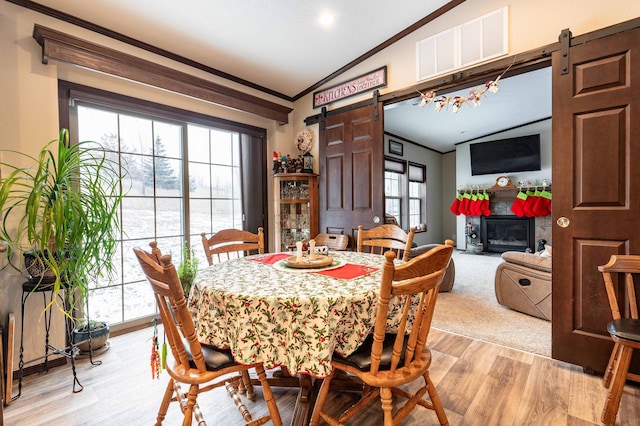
[{"xmin": 416, "ymin": 61, "xmax": 514, "ymax": 113}]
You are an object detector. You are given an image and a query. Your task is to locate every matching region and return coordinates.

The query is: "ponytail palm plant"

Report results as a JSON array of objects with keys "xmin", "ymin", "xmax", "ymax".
[{"xmin": 0, "ymin": 128, "xmax": 125, "ymax": 316}]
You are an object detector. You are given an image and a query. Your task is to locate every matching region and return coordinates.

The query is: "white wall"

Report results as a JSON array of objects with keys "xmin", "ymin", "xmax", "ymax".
[{"xmin": 441, "ymin": 151, "xmax": 458, "ymax": 244}]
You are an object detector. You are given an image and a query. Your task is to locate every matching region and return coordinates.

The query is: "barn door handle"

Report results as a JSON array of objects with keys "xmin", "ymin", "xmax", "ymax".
[{"xmin": 557, "ymin": 217, "xmax": 570, "ymax": 228}]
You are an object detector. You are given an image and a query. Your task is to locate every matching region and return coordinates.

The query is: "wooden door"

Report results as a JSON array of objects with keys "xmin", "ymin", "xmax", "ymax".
[
  {"xmin": 318, "ymin": 103, "xmax": 384, "ymax": 249},
  {"xmin": 552, "ymin": 25, "xmax": 640, "ymax": 373}
]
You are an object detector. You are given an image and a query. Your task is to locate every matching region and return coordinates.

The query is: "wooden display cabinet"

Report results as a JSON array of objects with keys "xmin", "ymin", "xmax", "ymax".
[{"xmin": 273, "ymin": 173, "xmax": 318, "ymax": 252}]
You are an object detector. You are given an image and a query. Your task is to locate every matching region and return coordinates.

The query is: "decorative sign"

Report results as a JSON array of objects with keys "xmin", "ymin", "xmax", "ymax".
[{"xmin": 313, "ymin": 66, "xmax": 387, "ymax": 108}]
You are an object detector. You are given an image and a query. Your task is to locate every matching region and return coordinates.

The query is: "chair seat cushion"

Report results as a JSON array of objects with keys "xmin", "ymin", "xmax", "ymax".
[
  {"xmin": 186, "ymin": 341, "xmax": 237, "ymax": 370},
  {"xmin": 334, "ymin": 333, "xmax": 407, "ymax": 371},
  {"xmin": 608, "ymin": 319, "xmax": 640, "ymax": 343}
]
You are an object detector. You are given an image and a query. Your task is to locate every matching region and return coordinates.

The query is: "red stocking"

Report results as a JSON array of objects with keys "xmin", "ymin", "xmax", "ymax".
[
  {"xmin": 450, "ymin": 193, "xmax": 463, "ymax": 215},
  {"xmin": 531, "ymin": 189, "xmax": 548, "ymax": 217},
  {"xmin": 537, "ymin": 189, "xmax": 552, "ymax": 216},
  {"xmin": 460, "ymin": 192, "xmax": 472, "ymax": 216},
  {"xmin": 481, "ymin": 191, "xmax": 491, "ymax": 216},
  {"xmin": 511, "ymin": 190, "xmax": 528, "ymax": 217},
  {"xmin": 523, "ymin": 189, "xmax": 538, "ymax": 217},
  {"xmin": 469, "ymin": 193, "xmax": 480, "ymax": 216}
]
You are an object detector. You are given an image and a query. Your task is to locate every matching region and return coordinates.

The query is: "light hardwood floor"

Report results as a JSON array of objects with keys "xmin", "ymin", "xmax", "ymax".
[{"xmin": 3, "ymin": 327, "xmax": 639, "ymax": 425}]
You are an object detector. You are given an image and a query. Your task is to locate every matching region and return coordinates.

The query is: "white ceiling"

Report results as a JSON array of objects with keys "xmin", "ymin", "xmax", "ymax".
[
  {"xmin": 32, "ymin": 0, "xmax": 551, "ymax": 152},
  {"xmin": 36, "ymin": 0, "xmax": 453, "ymax": 97},
  {"xmin": 384, "ymin": 67, "xmax": 552, "ymax": 153}
]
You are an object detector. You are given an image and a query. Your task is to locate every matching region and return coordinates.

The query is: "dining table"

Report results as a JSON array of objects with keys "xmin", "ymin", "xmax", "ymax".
[{"xmin": 187, "ymin": 250, "xmax": 406, "ymax": 425}]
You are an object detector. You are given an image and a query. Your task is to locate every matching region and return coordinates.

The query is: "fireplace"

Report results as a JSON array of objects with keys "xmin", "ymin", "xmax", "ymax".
[{"xmin": 481, "ymin": 215, "xmax": 535, "ymax": 253}]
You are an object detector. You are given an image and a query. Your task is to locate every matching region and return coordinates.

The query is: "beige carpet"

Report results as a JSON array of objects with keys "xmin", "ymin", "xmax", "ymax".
[{"xmin": 432, "ymin": 250, "xmax": 551, "ymax": 357}]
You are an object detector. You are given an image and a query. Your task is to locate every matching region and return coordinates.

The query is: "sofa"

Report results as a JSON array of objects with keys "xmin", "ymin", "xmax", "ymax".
[
  {"xmin": 494, "ymin": 249, "xmax": 552, "ymax": 321},
  {"xmin": 408, "ymin": 244, "xmax": 456, "ymax": 292}
]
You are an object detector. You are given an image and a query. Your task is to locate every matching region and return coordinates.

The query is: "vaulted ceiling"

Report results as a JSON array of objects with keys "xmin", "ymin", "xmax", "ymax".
[{"xmin": 21, "ymin": 0, "xmax": 551, "ymax": 152}]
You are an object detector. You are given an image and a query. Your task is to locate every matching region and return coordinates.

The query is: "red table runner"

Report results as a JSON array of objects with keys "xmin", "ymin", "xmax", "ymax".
[{"xmin": 315, "ymin": 263, "xmax": 379, "ymax": 280}]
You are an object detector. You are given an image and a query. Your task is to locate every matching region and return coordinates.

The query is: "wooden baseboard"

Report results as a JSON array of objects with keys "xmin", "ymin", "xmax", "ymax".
[{"xmin": 12, "ymin": 357, "xmax": 67, "ymax": 380}]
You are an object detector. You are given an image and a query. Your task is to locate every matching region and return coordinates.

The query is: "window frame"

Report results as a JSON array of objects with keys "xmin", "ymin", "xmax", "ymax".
[
  {"xmin": 384, "ymin": 157, "xmax": 427, "ymax": 232},
  {"xmin": 58, "ymin": 80, "xmax": 267, "ymax": 332}
]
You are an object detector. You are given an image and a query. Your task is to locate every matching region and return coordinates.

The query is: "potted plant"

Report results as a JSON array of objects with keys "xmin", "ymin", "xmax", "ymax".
[
  {"xmin": 72, "ymin": 319, "xmax": 110, "ymax": 352},
  {"xmin": 177, "ymin": 241, "xmax": 199, "ymax": 297},
  {"xmin": 0, "ymin": 128, "xmax": 125, "ymax": 321}
]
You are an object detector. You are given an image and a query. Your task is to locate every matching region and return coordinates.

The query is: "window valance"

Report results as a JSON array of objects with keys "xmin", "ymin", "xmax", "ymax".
[{"xmin": 33, "ymin": 24, "xmax": 292, "ymax": 124}]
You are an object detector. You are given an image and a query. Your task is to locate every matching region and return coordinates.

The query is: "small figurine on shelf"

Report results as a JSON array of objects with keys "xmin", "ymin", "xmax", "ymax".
[
  {"xmin": 273, "ymin": 151, "xmax": 280, "ymax": 174},
  {"xmin": 295, "ymin": 155, "xmax": 303, "ymax": 173}
]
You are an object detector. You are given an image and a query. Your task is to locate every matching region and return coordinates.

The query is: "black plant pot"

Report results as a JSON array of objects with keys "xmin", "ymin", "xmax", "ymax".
[
  {"xmin": 72, "ymin": 321, "xmax": 110, "ymax": 352},
  {"xmin": 23, "ymin": 250, "xmax": 71, "ymax": 284},
  {"xmin": 24, "ymin": 250, "xmax": 57, "ymax": 284}
]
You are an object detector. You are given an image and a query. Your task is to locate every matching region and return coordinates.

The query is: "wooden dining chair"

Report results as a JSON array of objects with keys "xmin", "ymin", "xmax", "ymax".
[
  {"xmin": 598, "ymin": 254, "xmax": 640, "ymax": 426},
  {"xmin": 356, "ymin": 224, "xmax": 415, "ymax": 261},
  {"xmin": 313, "ymin": 233, "xmax": 349, "ymax": 251},
  {"xmin": 133, "ymin": 242, "xmax": 282, "ymax": 426},
  {"xmin": 201, "ymin": 227, "xmax": 264, "ymax": 266},
  {"xmin": 310, "ymin": 241, "xmax": 454, "ymax": 426}
]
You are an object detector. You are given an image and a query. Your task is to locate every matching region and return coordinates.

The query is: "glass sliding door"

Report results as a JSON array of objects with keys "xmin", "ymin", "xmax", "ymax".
[
  {"xmin": 62, "ymin": 82, "xmax": 266, "ymax": 331},
  {"xmin": 187, "ymin": 126, "xmax": 242, "ymax": 266},
  {"xmin": 77, "ymin": 106, "xmax": 186, "ymax": 324}
]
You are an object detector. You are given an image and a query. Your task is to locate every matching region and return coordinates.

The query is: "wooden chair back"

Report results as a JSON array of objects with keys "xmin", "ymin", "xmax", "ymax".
[
  {"xmin": 370, "ymin": 242, "xmax": 453, "ymax": 375},
  {"xmin": 201, "ymin": 227, "xmax": 264, "ymax": 266},
  {"xmin": 598, "ymin": 254, "xmax": 640, "ymax": 425},
  {"xmin": 133, "ymin": 243, "xmax": 208, "ymax": 374},
  {"xmin": 310, "ymin": 241, "xmax": 454, "ymax": 426},
  {"xmin": 599, "ymin": 255, "xmax": 640, "ymax": 322},
  {"xmin": 133, "ymin": 241, "xmax": 283, "ymax": 425},
  {"xmin": 356, "ymin": 224, "xmax": 415, "ymax": 261},
  {"xmin": 313, "ymin": 233, "xmax": 349, "ymax": 251}
]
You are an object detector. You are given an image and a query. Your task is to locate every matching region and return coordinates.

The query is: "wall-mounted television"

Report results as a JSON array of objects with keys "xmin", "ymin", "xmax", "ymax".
[{"xmin": 470, "ymin": 134, "xmax": 541, "ymax": 176}]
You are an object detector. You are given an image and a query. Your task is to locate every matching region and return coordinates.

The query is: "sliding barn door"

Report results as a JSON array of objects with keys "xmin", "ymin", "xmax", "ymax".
[
  {"xmin": 552, "ymin": 24, "xmax": 640, "ymax": 372},
  {"xmin": 318, "ymin": 103, "xmax": 384, "ymax": 248}
]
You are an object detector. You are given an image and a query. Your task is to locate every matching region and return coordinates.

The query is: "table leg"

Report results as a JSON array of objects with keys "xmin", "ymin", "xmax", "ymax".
[{"xmin": 290, "ymin": 374, "xmax": 316, "ymax": 426}]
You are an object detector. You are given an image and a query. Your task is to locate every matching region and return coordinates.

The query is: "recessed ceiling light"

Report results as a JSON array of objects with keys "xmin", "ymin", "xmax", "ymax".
[{"xmin": 319, "ymin": 12, "xmax": 335, "ymax": 27}]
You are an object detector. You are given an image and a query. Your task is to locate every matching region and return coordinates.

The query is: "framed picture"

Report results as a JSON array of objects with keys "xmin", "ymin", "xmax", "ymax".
[{"xmin": 389, "ymin": 140, "xmax": 403, "ymax": 156}]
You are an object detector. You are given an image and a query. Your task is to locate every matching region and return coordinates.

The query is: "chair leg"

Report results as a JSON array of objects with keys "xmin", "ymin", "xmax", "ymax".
[
  {"xmin": 425, "ymin": 372, "xmax": 449, "ymax": 426},
  {"xmin": 601, "ymin": 344, "xmax": 633, "ymax": 426},
  {"xmin": 379, "ymin": 387, "xmax": 394, "ymax": 426},
  {"xmin": 182, "ymin": 384, "xmax": 200, "ymax": 426},
  {"xmin": 310, "ymin": 370, "xmax": 335, "ymax": 426},
  {"xmin": 240, "ymin": 370, "xmax": 257, "ymax": 401},
  {"xmin": 255, "ymin": 365, "xmax": 283, "ymax": 426},
  {"xmin": 155, "ymin": 379, "xmax": 175, "ymax": 425},
  {"xmin": 603, "ymin": 341, "xmax": 620, "ymax": 389}
]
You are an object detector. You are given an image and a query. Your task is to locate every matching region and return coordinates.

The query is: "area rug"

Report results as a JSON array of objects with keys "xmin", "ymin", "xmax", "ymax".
[{"xmin": 431, "ymin": 250, "xmax": 551, "ymax": 357}]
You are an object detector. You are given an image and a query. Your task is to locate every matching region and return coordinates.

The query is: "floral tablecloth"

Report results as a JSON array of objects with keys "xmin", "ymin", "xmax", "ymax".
[{"xmin": 188, "ymin": 251, "xmax": 405, "ymax": 377}]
